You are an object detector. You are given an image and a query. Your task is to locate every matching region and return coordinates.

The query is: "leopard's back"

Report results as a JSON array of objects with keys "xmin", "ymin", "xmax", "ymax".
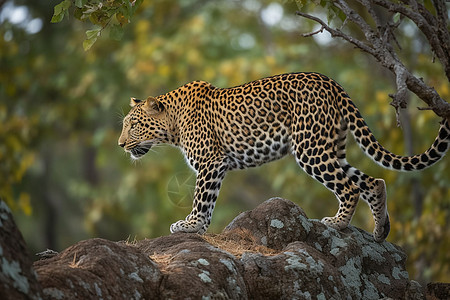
[{"xmin": 208, "ymin": 72, "xmax": 345, "ymax": 169}]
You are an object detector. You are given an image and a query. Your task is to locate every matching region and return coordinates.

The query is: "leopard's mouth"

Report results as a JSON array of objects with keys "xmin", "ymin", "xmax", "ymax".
[{"xmin": 129, "ymin": 146, "xmax": 151, "ymax": 159}]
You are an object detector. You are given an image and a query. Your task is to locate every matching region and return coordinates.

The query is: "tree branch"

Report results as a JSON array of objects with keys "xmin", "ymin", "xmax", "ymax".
[
  {"xmin": 296, "ymin": 1, "xmax": 450, "ymax": 121},
  {"xmin": 389, "ymin": 65, "xmax": 408, "ymax": 126},
  {"xmin": 295, "ymin": 11, "xmax": 375, "ymax": 55},
  {"xmin": 301, "ymin": 25, "xmax": 325, "ymax": 38},
  {"xmin": 430, "ymin": 0, "xmax": 450, "ymax": 79},
  {"xmin": 372, "ymin": 0, "xmax": 450, "ymax": 81}
]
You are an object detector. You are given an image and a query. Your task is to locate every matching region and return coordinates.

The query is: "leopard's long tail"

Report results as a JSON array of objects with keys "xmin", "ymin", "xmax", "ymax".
[{"xmin": 343, "ymin": 98, "xmax": 450, "ymax": 172}]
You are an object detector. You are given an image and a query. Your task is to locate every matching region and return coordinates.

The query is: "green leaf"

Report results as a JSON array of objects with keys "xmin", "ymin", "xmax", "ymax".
[
  {"xmin": 83, "ymin": 36, "xmax": 98, "ymax": 51},
  {"xmin": 51, "ymin": 12, "xmax": 64, "ymax": 23},
  {"xmin": 119, "ymin": 5, "xmax": 130, "ymax": 19},
  {"xmin": 337, "ymin": 9, "xmax": 347, "ymax": 23},
  {"xmin": 83, "ymin": 26, "xmax": 102, "ymax": 51},
  {"xmin": 295, "ymin": 0, "xmax": 308, "ymax": 9},
  {"xmin": 51, "ymin": 0, "xmax": 71, "ymax": 23},
  {"xmin": 75, "ymin": 0, "xmax": 87, "ymax": 9},
  {"xmin": 60, "ymin": 0, "xmax": 71, "ymax": 10},
  {"xmin": 74, "ymin": 7, "xmax": 83, "ymax": 20},
  {"xmin": 109, "ymin": 24, "xmax": 124, "ymax": 41},
  {"xmin": 126, "ymin": 0, "xmax": 144, "ymax": 19},
  {"xmin": 86, "ymin": 27, "xmax": 101, "ymax": 40},
  {"xmin": 327, "ymin": 5, "xmax": 338, "ymax": 24},
  {"xmin": 89, "ymin": 11, "xmax": 102, "ymax": 26}
]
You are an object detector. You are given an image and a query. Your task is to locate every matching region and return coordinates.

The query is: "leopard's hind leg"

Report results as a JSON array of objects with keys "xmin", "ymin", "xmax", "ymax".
[
  {"xmin": 344, "ymin": 165, "xmax": 389, "ymax": 242},
  {"xmin": 336, "ymin": 119, "xmax": 390, "ymax": 242},
  {"xmin": 292, "ymin": 132, "xmax": 361, "ymax": 231}
]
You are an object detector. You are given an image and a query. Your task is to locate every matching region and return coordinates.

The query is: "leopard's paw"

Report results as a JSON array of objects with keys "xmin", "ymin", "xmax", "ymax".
[
  {"xmin": 170, "ymin": 220, "xmax": 206, "ymax": 234},
  {"xmin": 373, "ymin": 213, "xmax": 390, "ymax": 243},
  {"xmin": 321, "ymin": 216, "xmax": 348, "ymax": 230}
]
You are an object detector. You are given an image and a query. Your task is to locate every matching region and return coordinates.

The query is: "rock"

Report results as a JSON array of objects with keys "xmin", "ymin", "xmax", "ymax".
[
  {"xmin": 34, "ymin": 238, "xmax": 162, "ymax": 299},
  {"xmin": 225, "ymin": 198, "xmax": 412, "ymax": 299},
  {"xmin": 426, "ymin": 282, "xmax": 450, "ymax": 300},
  {"xmin": 0, "ymin": 200, "xmax": 43, "ymax": 300},
  {"xmin": 136, "ymin": 233, "xmax": 248, "ymax": 299},
  {"xmin": 31, "ymin": 197, "xmax": 429, "ymax": 299},
  {"xmin": 223, "ymin": 197, "xmax": 310, "ymax": 250}
]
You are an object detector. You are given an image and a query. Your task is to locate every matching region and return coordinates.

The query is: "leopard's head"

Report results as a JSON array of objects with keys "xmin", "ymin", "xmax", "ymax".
[{"xmin": 118, "ymin": 96, "xmax": 167, "ymax": 160}]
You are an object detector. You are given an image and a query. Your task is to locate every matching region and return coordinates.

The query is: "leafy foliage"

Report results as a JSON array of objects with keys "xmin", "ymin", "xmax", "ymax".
[
  {"xmin": 52, "ymin": 0, "xmax": 143, "ymax": 50},
  {"xmin": 0, "ymin": 0, "xmax": 448, "ymax": 283}
]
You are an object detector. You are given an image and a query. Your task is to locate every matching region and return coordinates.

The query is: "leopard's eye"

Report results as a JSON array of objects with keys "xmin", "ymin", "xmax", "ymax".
[{"xmin": 130, "ymin": 121, "xmax": 138, "ymax": 129}]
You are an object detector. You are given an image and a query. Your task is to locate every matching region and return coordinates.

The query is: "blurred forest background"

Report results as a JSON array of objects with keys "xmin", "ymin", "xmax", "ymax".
[{"xmin": 1, "ymin": 0, "xmax": 449, "ymax": 283}]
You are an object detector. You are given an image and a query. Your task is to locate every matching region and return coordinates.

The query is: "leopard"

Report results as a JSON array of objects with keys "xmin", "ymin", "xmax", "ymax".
[{"xmin": 118, "ymin": 72, "xmax": 450, "ymax": 242}]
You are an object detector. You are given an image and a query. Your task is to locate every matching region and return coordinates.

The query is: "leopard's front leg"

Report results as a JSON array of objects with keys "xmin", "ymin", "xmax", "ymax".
[{"xmin": 170, "ymin": 160, "xmax": 227, "ymax": 234}]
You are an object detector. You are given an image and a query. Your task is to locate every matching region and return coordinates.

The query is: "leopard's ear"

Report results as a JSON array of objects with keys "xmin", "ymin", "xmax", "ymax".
[
  {"xmin": 130, "ymin": 97, "xmax": 142, "ymax": 107},
  {"xmin": 143, "ymin": 96, "xmax": 165, "ymax": 115}
]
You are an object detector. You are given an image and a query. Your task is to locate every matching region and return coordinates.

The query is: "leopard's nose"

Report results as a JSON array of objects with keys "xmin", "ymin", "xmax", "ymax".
[{"xmin": 118, "ymin": 142, "xmax": 125, "ymax": 148}]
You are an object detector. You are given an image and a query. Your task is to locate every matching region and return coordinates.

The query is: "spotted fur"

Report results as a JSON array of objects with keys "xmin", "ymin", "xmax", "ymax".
[{"xmin": 118, "ymin": 72, "xmax": 450, "ymax": 242}]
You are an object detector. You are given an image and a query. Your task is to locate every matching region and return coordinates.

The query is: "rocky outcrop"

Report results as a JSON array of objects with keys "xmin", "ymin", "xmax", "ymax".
[
  {"xmin": 32, "ymin": 198, "xmax": 431, "ymax": 299},
  {"xmin": 3, "ymin": 197, "xmax": 450, "ymax": 299},
  {"xmin": 0, "ymin": 201, "xmax": 43, "ymax": 300}
]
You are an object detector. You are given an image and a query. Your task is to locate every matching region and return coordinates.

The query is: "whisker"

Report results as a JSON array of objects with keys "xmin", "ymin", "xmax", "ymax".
[
  {"xmin": 116, "ymin": 109, "xmax": 126, "ymax": 125},
  {"xmin": 140, "ymin": 143, "xmax": 161, "ymax": 155},
  {"xmin": 131, "ymin": 157, "xmax": 141, "ymax": 165},
  {"xmin": 149, "ymin": 145, "xmax": 162, "ymax": 154},
  {"xmin": 140, "ymin": 145, "xmax": 157, "ymax": 155}
]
